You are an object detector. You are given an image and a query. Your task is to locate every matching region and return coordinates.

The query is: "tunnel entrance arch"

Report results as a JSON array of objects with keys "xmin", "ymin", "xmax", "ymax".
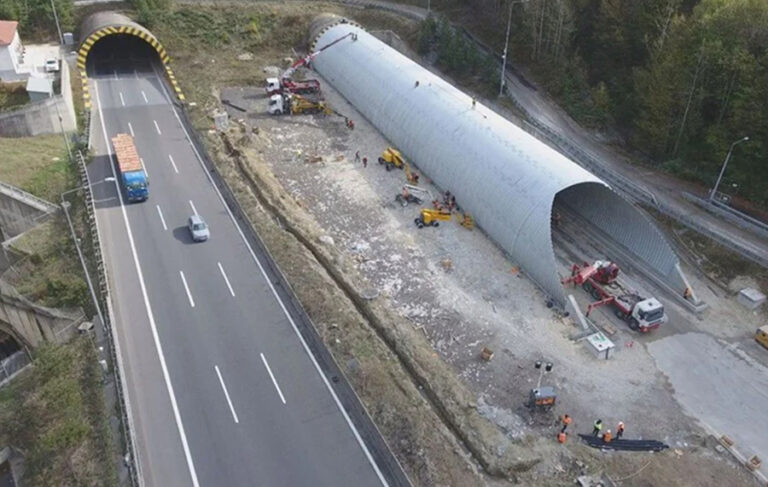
[{"xmin": 77, "ymin": 12, "xmax": 184, "ymax": 109}]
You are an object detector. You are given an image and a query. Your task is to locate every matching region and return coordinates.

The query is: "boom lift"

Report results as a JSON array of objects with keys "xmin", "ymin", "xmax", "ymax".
[
  {"xmin": 414, "ymin": 208, "xmax": 452, "ymax": 228},
  {"xmin": 378, "ymin": 147, "xmax": 406, "ymax": 171},
  {"xmin": 562, "ymin": 260, "xmax": 667, "ymax": 332},
  {"xmin": 265, "ymin": 32, "xmax": 358, "ymax": 96},
  {"xmin": 395, "ymin": 185, "xmax": 432, "ymax": 206}
]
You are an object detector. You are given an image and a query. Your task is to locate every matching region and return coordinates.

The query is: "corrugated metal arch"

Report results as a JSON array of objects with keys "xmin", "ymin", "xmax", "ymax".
[
  {"xmin": 311, "ymin": 21, "xmax": 681, "ymax": 306},
  {"xmin": 77, "ymin": 12, "xmax": 183, "ymax": 108}
]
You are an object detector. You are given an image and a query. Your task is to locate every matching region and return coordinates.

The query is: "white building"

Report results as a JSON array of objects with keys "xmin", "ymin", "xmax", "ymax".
[{"xmin": 0, "ymin": 21, "xmax": 23, "ymax": 81}]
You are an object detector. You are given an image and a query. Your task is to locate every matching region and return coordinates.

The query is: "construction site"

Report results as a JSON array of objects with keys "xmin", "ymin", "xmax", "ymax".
[{"xmin": 158, "ymin": 5, "xmax": 768, "ymax": 485}]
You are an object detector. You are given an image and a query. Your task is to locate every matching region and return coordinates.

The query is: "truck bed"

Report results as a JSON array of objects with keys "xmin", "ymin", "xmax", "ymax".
[{"xmin": 112, "ymin": 134, "xmax": 142, "ymax": 173}]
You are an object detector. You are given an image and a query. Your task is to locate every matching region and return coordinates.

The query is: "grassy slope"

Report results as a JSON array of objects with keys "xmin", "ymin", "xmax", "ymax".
[
  {"xmin": 0, "ymin": 338, "xmax": 116, "ymax": 486},
  {"xmin": 0, "ymin": 135, "xmax": 71, "ymax": 202}
]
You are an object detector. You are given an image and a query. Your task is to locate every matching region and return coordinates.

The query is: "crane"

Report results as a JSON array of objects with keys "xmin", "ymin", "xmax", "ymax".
[{"xmin": 265, "ymin": 32, "xmax": 358, "ymax": 96}]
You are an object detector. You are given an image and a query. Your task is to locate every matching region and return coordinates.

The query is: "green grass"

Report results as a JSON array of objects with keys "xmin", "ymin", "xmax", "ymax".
[
  {"xmin": 0, "ymin": 338, "xmax": 117, "ymax": 486},
  {"xmin": 0, "ymin": 134, "xmax": 72, "ymax": 202},
  {"xmin": 0, "ymin": 82, "xmax": 30, "ymax": 112}
]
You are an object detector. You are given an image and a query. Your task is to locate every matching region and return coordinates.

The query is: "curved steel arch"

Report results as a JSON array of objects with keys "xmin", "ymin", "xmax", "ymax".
[
  {"xmin": 311, "ymin": 20, "xmax": 683, "ymax": 306},
  {"xmin": 77, "ymin": 12, "xmax": 184, "ymax": 108}
]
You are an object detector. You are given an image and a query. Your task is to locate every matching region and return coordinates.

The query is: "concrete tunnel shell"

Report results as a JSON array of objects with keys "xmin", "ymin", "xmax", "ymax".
[{"xmin": 311, "ymin": 21, "xmax": 681, "ymax": 306}]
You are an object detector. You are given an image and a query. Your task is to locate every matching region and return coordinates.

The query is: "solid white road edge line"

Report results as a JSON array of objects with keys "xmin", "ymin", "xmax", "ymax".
[
  {"xmin": 168, "ymin": 154, "xmax": 179, "ymax": 174},
  {"xmin": 179, "ymin": 271, "xmax": 195, "ymax": 308},
  {"xmin": 156, "ymin": 205, "xmax": 168, "ymax": 231},
  {"xmin": 153, "ymin": 62, "xmax": 389, "ymax": 486},
  {"xmin": 260, "ymin": 353, "xmax": 286, "ymax": 405},
  {"xmin": 140, "ymin": 158, "xmax": 148, "ymax": 178},
  {"xmin": 154, "ymin": 120, "xmax": 162, "ymax": 135},
  {"xmin": 217, "ymin": 262, "xmax": 236, "ymax": 297},
  {"xmin": 128, "ymin": 122, "xmax": 134, "ymax": 137},
  {"xmin": 214, "ymin": 365, "xmax": 240, "ymax": 424},
  {"xmin": 188, "ymin": 200, "xmax": 197, "ymax": 215},
  {"xmin": 120, "ymin": 92, "xmax": 126, "ymax": 107},
  {"xmin": 94, "ymin": 80, "xmax": 201, "ymax": 487}
]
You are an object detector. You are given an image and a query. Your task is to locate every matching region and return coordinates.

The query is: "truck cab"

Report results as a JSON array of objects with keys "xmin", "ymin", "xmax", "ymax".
[
  {"xmin": 123, "ymin": 170, "xmax": 149, "ymax": 202},
  {"xmin": 265, "ymin": 77, "xmax": 281, "ymax": 96},
  {"xmin": 629, "ymin": 297, "xmax": 666, "ymax": 332},
  {"xmin": 268, "ymin": 94, "xmax": 287, "ymax": 115}
]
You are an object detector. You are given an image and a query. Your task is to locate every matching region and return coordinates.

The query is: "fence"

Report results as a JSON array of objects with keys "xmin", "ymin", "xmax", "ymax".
[
  {"xmin": 74, "ymin": 150, "xmax": 141, "ymax": 486},
  {"xmin": 0, "ymin": 350, "xmax": 30, "ymax": 387}
]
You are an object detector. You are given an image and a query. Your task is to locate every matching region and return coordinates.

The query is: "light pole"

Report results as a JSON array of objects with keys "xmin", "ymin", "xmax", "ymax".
[
  {"xmin": 709, "ymin": 136, "xmax": 749, "ymax": 203},
  {"xmin": 60, "ymin": 177, "xmax": 115, "ymax": 328},
  {"xmin": 50, "ymin": 0, "xmax": 64, "ymax": 45},
  {"xmin": 499, "ymin": 0, "xmax": 529, "ymax": 97}
]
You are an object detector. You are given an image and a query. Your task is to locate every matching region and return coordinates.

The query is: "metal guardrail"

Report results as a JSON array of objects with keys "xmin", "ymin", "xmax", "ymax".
[
  {"xmin": 74, "ymin": 150, "xmax": 141, "ymax": 487},
  {"xmin": 0, "ymin": 350, "xmax": 30, "ymax": 386}
]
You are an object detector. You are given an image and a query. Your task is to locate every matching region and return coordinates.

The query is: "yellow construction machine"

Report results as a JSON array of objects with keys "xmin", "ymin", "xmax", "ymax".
[
  {"xmin": 414, "ymin": 208, "xmax": 452, "ymax": 228},
  {"xmin": 404, "ymin": 163, "xmax": 420, "ymax": 185},
  {"xmin": 378, "ymin": 147, "xmax": 406, "ymax": 171},
  {"xmin": 268, "ymin": 93, "xmax": 331, "ymax": 115}
]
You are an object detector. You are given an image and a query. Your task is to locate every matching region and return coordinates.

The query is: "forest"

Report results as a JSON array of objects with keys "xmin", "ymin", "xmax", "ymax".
[{"xmin": 433, "ymin": 0, "xmax": 767, "ymax": 206}]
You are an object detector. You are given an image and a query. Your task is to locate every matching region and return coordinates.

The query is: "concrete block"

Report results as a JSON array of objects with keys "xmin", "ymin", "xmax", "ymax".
[
  {"xmin": 738, "ymin": 288, "xmax": 766, "ymax": 310},
  {"xmin": 584, "ymin": 332, "xmax": 614, "ymax": 360}
]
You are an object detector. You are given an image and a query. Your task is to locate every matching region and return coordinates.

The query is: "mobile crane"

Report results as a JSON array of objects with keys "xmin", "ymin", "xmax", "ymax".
[
  {"xmin": 265, "ymin": 32, "xmax": 358, "ymax": 96},
  {"xmin": 562, "ymin": 260, "xmax": 667, "ymax": 332}
]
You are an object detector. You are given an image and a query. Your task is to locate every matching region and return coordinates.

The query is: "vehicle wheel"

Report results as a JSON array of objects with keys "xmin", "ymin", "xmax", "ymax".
[
  {"xmin": 582, "ymin": 282, "xmax": 592, "ymax": 293},
  {"xmin": 432, "ymin": 221, "xmax": 439, "ymax": 227},
  {"xmin": 378, "ymin": 157, "xmax": 385, "ymax": 165},
  {"xmin": 415, "ymin": 218, "xmax": 424, "ymax": 228},
  {"xmin": 615, "ymin": 310, "xmax": 626, "ymax": 320},
  {"xmin": 628, "ymin": 318, "xmax": 639, "ymax": 331},
  {"xmin": 591, "ymin": 288, "xmax": 601, "ymax": 300},
  {"xmin": 386, "ymin": 163, "xmax": 392, "ymax": 172}
]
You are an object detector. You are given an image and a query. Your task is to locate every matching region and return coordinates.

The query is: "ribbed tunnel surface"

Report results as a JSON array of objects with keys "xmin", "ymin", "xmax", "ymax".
[{"xmin": 311, "ymin": 20, "xmax": 684, "ymax": 306}]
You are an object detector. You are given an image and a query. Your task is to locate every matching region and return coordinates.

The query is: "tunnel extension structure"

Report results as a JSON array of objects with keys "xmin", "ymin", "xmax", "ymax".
[
  {"xmin": 310, "ymin": 19, "xmax": 691, "ymax": 307},
  {"xmin": 78, "ymin": 12, "xmax": 184, "ymax": 109}
]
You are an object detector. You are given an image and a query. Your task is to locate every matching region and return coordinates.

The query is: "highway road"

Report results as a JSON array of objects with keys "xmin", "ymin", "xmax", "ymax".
[{"xmin": 87, "ymin": 49, "xmax": 400, "ymax": 486}]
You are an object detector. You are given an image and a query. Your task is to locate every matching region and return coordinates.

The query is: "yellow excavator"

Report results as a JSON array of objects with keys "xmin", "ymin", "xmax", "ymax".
[
  {"xmin": 414, "ymin": 208, "xmax": 453, "ymax": 228},
  {"xmin": 378, "ymin": 147, "xmax": 406, "ymax": 171}
]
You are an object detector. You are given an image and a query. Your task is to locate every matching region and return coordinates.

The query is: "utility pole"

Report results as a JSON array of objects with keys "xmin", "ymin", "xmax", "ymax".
[
  {"xmin": 50, "ymin": 0, "xmax": 64, "ymax": 45},
  {"xmin": 709, "ymin": 136, "xmax": 749, "ymax": 203},
  {"xmin": 499, "ymin": 1, "xmax": 514, "ymax": 96}
]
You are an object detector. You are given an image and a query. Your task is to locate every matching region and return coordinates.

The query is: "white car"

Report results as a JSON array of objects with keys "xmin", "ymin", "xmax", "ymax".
[{"xmin": 44, "ymin": 59, "xmax": 60, "ymax": 73}]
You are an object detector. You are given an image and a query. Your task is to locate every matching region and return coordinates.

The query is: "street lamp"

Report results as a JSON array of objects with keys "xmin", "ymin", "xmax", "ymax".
[
  {"xmin": 709, "ymin": 136, "xmax": 749, "ymax": 203},
  {"xmin": 60, "ymin": 177, "xmax": 116, "ymax": 330},
  {"xmin": 499, "ymin": 0, "xmax": 530, "ymax": 97}
]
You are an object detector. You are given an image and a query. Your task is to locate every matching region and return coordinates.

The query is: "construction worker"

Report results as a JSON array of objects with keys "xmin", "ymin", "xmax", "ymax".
[
  {"xmin": 355, "ymin": 150, "xmax": 360, "ymax": 162},
  {"xmin": 683, "ymin": 287, "xmax": 692, "ymax": 300},
  {"xmin": 616, "ymin": 421, "xmax": 625, "ymax": 439},
  {"xmin": 347, "ymin": 119, "xmax": 355, "ymax": 130},
  {"xmin": 602, "ymin": 429, "xmax": 613, "ymax": 443},
  {"xmin": 560, "ymin": 414, "xmax": 572, "ymax": 433},
  {"xmin": 362, "ymin": 157, "xmax": 367, "ymax": 168},
  {"xmin": 592, "ymin": 419, "xmax": 603, "ymax": 437}
]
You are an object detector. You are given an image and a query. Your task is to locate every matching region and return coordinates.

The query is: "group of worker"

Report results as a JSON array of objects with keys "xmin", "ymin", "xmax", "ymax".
[
  {"xmin": 354, "ymin": 151, "xmax": 368, "ymax": 168},
  {"xmin": 558, "ymin": 414, "xmax": 626, "ymax": 444}
]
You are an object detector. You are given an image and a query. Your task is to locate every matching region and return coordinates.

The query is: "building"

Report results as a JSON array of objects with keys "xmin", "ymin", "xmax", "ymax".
[
  {"xmin": 25, "ymin": 76, "xmax": 53, "ymax": 101},
  {"xmin": 0, "ymin": 21, "xmax": 23, "ymax": 81}
]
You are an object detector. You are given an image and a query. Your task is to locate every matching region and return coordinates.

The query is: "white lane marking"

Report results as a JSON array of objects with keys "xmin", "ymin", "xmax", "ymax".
[
  {"xmin": 152, "ymin": 63, "xmax": 389, "ymax": 485},
  {"xmin": 188, "ymin": 200, "xmax": 198, "ymax": 215},
  {"xmin": 142, "ymin": 90, "xmax": 148, "ymax": 103},
  {"xmin": 214, "ymin": 365, "xmax": 240, "ymax": 424},
  {"xmin": 140, "ymin": 158, "xmax": 148, "ymax": 177},
  {"xmin": 156, "ymin": 205, "xmax": 168, "ymax": 231},
  {"xmin": 260, "ymin": 353, "xmax": 286, "ymax": 405},
  {"xmin": 154, "ymin": 120, "xmax": 162, "ymax": 135},
  {"xmin": 128, "ymin": 122, "xmax": 134, "ymax": 137},
  {"xmin": 168, "ymin": 154, "xmax": 179, "ymax": 174},
  {"xmin": 93, "ymin": 80, "xmax": 201, "ymax": 487},
  {"xmin": 179, "ymin": 271, "xmax": 195, "ymax": 308},
  {"xmin": 217, "ymin": 262, "xmax": 235, "ymax": 297},
  {"xmin": 119, "ymin": 92, "xmax": 125, "ymax": 107}
]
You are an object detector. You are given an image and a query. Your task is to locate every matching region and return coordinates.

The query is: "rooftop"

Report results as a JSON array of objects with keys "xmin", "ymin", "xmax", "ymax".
[{"xmin": 0, "ymin": 21, "xmax": 19, "ymax": 46}]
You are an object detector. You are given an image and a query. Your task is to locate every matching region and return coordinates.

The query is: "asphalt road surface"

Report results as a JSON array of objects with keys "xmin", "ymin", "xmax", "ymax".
[{"xmin": 87, "ymin": 51, "xmax": 398, "ymax": 486}]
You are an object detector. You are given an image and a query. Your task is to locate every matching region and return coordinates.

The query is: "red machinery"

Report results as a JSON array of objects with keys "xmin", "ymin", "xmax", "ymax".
[
  {"xmin": 562, "ymin": 261, "xmax": 667, "ymax": 332},
  {"xmin": 265, "ymin": 32, "xmax": 358, "ymax": 96}
]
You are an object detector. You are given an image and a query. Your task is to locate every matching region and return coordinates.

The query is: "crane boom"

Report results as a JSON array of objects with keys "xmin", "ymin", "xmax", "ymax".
[{"xmin": 281, "ymin": 32, "xmax": 358, "ymax": 81}]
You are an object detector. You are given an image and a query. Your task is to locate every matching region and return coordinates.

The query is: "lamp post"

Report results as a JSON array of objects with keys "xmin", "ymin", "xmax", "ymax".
[
  {"xmin": 50, "ymin": 0, "xmax": 64, "ymax": 45},
  {"xmin": 60, "ymin": 177, "xmax": 115, "ymax": 328},
  {"xmin": 499, "ymin": 0, "xmax": 530, "ymax": 97},
  {"xmin": 709, "ymin": 136, "xmax": 749, "ymax": 203}
]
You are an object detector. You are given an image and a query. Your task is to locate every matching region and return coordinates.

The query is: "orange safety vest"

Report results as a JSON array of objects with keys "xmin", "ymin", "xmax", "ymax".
[{"xmin": 603, "ymin": 432, "xmax": 613, "ymax": 443}]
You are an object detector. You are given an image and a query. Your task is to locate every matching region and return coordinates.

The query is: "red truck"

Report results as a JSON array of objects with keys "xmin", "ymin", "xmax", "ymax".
[{"xmin": 562, "ymin": 261, "xmax": 667, "ymax": 332}]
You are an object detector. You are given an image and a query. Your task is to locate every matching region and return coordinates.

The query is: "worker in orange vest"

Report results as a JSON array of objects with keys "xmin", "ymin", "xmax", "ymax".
[
  {"xmin": 616, "ymin": 421, "xmax": 625, "ymax": 439},
  {"xmin": 560, "ymin": 414, "xmax": 572, "ymax": 433},
  {"xmin": 602, "ymin": 429, "xmax": 613, "ymax": 443}
]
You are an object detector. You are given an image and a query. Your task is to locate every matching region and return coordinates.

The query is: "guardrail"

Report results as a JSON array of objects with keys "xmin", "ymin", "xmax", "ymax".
[
  {"xmin": 74, "ymin": 150, "xmax": 141, "ymax": 487},
  {"xmin": 0, "ymin": 350, "xmax": 30, "ymax": 387}
]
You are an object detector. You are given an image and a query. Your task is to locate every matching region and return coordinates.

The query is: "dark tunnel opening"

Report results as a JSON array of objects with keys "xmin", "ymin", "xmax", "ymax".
[
  {"xmin": 0, "ymin": 330, "xmax": 21, "ymax": 361},
  {"xmin": 86, "ymin": 33, "xmax": 162, "ymax": 76}
]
